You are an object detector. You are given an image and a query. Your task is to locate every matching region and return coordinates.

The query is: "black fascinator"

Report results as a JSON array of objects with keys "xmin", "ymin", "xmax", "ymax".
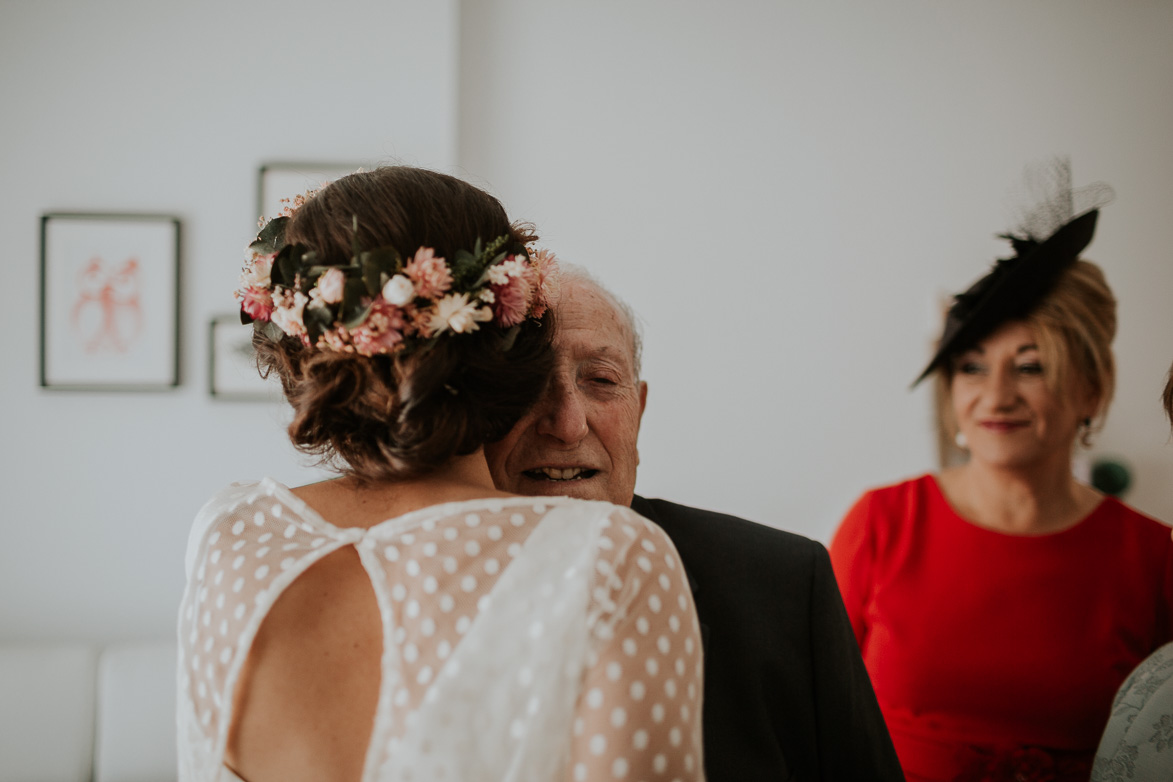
[{"xmin": 912, "ymin": 159, "xmax": 1114, "ymax": 386}]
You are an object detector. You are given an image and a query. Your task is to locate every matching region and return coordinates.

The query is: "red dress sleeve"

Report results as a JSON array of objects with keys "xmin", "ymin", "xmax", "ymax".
[{"xmin": 829, "ymin": 491, "xmax": 877, "ymax": 650}]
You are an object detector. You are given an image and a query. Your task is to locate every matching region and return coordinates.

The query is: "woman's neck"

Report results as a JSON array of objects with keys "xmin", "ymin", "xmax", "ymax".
[
  {"xmin": 292, "ymin": 450, "xmax": 512, "ymax": 529},
  {"xmin": 938, "ymin": 456, "xmax": 1101, "ymax": 535}
]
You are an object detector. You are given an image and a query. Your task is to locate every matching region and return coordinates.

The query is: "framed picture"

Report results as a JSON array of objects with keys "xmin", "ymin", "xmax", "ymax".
[
  {"xmin": 40, "ymin": 213, "xmax": 180, "ymax": 390},
  {"xmin": 257, "ymin": 162, "xmax": 363, "ymax": 223},
  {"xmin": 209, "ymin": 315, "xmax": 282, "ymax": 401}
]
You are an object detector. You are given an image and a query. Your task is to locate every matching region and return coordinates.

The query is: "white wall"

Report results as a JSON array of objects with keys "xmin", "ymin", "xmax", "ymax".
[
  {"xmin": 0, "ymin": 0, "xmax": 459, "ymax": 641},
  {"xmin": 3, "ymin": 0, "xmax": 1171, "ymax": 644},
  {"xmin": 458, "ymin": 0, "xmax": 1173, "ymax": 539}
]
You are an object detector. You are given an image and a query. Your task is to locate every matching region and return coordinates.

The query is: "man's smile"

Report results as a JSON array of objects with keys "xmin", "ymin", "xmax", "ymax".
[{"xmin": 523, "ymin": 467, "xmax": 600, "ymax": 482}]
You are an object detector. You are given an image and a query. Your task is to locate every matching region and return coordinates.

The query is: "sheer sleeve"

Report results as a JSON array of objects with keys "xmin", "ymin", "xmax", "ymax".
[{"xmin": 566, "ymin": 506, "xmax": 705, "ymax": 782}]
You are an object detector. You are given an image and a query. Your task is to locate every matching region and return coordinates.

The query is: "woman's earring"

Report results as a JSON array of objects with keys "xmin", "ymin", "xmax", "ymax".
[
  {"xmin": 955, "ymin": 431, "xmax": 968, "ymax": 449},
  {"xmin": 1080, "ymin": 417, "xmax": 1094, "ymax": 448}
]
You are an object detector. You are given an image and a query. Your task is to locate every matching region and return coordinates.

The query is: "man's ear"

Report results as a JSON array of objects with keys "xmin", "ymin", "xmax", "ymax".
[{"xmin": 634, "ymin": 381, "xmax": 648, "ymax": 468}]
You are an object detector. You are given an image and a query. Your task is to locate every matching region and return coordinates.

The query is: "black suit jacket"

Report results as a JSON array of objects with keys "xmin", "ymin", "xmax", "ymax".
[{"xmin": 631, "ymin": 496, "xmax": 904, "ymax": 782}]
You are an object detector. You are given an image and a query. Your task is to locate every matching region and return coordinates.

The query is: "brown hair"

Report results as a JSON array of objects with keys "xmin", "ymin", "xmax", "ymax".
[
  {"xmin": 255, "ymin": 167, "xmax": 554, "ymax": 482},
  {"xmin": 936, "ymin": 259, "xmax": 1117, "ymax": 453}
]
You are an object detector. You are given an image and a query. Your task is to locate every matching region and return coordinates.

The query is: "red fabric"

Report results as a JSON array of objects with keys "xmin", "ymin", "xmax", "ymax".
[{"xmin": 830, "ymin": 475, "xmax": 1173, "ymax": 782}]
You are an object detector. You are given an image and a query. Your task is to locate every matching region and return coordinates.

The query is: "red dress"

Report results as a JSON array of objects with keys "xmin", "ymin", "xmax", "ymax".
[{"xmin": 830, "ymin": 475, "xmax": 1173, "ymax": 782}]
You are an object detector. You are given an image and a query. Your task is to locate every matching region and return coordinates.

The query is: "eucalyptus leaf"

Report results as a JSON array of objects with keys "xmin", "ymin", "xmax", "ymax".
[
  {"xmin": 257, "ymin": 320, "xmax": 285, "ymax": 343},
  {"xmin": 271, "ymin": 246, "xmax": 300, "ymax": 288},
  {"xmin": 343, "ymin": 303, "xmax": 372, "ymax": 330},
  {"xmin": 253, "ymin": 216, "xmax": 289, "ymax": 255}
]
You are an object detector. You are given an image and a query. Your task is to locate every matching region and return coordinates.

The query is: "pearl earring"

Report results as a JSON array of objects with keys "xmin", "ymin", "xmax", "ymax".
[{"xmin": 955, "ymin": 431, "xmax": 968, "ymax": 449}]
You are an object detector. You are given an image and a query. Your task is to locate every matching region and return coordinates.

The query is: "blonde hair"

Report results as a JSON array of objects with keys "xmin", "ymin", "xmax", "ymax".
[{"xmin": 936, "ymin": 259, "xmax": 1116, "ymax": 457}]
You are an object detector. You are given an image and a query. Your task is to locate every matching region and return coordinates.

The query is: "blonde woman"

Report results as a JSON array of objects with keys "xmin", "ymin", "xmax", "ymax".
[{"xmin": 831, "ymin": 164, "xmax": 1173, "ymax": 781}]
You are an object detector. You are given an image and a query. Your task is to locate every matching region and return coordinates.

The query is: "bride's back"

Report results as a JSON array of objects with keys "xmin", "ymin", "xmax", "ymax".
[{"xmin": 224, "ymin": 475, "xmax": 518, "ymax": 782}]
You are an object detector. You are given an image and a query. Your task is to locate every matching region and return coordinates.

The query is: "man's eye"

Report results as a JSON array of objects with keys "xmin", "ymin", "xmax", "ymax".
[{"xmin": 587, "ymin": 376, "xmax": 618, "ymax": 386}]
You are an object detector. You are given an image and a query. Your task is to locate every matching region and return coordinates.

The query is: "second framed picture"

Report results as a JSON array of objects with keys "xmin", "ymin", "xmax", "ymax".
[
  {"xmin": 209, "ymin": 315, "xmax": 283, "ymax": 401},
  {"xmin": 257, "ymin": 162, "xmax": 363, "ymax": 223}
]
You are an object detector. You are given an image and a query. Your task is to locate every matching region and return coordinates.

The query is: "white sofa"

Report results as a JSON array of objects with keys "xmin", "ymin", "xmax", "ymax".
[{"xmin": 0, "ymin": 641, "xmax": 177, "ymax": 782}]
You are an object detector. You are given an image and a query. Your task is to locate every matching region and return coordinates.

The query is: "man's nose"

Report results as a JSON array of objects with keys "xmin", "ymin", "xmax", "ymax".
[{"xmin": 534, "ymin": 378, "xmax": 590, "ymax": 443}]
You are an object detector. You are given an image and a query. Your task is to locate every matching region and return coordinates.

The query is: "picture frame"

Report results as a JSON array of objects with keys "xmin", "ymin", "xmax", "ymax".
[
  {"xmin": 40, "ymin": 213, "xmax": 181, "ymax": 390},
  {"xmin": 256, "ymin": 162, "xmax": 363, "ymax": 224},
  {"xmin": 208, "ymin": 315, "xmax": 282, "ymax": 401}
]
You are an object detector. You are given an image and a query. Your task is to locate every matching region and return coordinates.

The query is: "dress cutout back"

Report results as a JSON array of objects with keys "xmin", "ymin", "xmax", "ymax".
[{"xmin": 177, "ymin": 479, "xmax": 705, "ymax": 782}]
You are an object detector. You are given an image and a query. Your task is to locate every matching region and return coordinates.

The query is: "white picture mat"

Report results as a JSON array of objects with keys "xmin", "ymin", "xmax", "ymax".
[
  {"xmin": 258, "ymin": 164, "xmax": 361, "ymax": 223},
  {"xmin": 42, "ymin": 216, "xmax": 178, "ymax": 387},
  {"xmin": 210, "ymin": 317, "xmax": 282, "ymax": 400}
]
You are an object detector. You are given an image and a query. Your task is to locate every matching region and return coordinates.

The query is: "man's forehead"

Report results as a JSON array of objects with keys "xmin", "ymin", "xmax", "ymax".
[{"xmin": 556, "ymin": 280, "xmax": 637, "ymax": 367}]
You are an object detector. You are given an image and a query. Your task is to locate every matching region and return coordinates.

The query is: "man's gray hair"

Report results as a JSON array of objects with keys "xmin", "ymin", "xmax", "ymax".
[{"xmin": 559, "ymin": 263, "xmax": 643, "ymax": 379}]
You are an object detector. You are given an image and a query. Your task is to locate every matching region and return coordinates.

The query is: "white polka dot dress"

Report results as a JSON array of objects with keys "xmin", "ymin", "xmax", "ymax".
[{"xmin": 177, "ymin": 479, "xmax": 705, "ymax": 782}]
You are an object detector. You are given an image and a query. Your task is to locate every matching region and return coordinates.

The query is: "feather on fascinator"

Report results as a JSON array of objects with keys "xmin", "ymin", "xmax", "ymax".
[{"xmin": 912, "ymin": 159, "xmax": 1114, "ymax": 386}]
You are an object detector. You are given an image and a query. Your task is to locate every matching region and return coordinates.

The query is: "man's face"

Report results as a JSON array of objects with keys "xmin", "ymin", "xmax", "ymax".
[{"xmin": 485, "ymin": 278, "xmax": 647, "ymax": 506}]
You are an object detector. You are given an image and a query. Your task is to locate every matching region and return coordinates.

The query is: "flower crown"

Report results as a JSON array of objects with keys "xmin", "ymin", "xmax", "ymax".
[{"xmin": 236, "ymin": 212, "xmax": 557, "ymax": 357}]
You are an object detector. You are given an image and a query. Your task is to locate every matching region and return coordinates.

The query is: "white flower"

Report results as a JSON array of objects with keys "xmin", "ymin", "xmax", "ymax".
[
  {"xmin": 382, "ymin": 274, "xmax": 415, "ymax": 306},
  {"xmin": 271, "ymin": 290, "xmax": 309, "ymax": 336},
  {"xmin": 428, "ymin": 292, "xmax": 493, "ymax": 335},
  {"xmin": 485, "ymin": 257, "xmax": 527, "ymax": 286},
  {"xmin": 316, "ymin": 268, "xmax": 346, "ymax": 305},
  {"xmin": 241, "ymin": 252, "xmax": 273, "ymax": 288},
  {"xmin": 486, "ymin": 264, "xmax": 511, "ymax": 285},
  {"xmin": 478, "ymin": 288, "xmax": 496, "ymax": 304}
]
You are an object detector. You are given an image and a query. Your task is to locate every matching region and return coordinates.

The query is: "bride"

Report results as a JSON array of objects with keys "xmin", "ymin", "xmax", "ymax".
[{"xmin": 177, "ymin": 167, "xmax": 704, "ymax": 782}]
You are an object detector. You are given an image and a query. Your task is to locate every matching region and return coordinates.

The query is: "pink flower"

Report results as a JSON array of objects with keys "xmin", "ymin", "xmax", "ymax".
[
  {"xmin": 316, "ymin": 268, "xmax": 346, "ymax": 304},
  {"xmin": 316, "ymin": 326, "xmax": 355, "ymax": 353},
  {"xmin": 404, "ymin": 248, "xmax": 453, "ymax": 299},
  {"xmin": 491, "ymin": 273, "xmax": 533, "ymax": 327},
  {"xmin": 349, "ymin": 299, "xmax": 406, "ymax": 356},
  {"xmin": 528, "ymin": 248, "xmax": 559, "ymax": 318},
  {"xmin": 240, "ymin": 287, "xmax": 274, "ymax": 321},
  {"xmin": 405, "ymin": 305, "xmax": 434, "ymax": 338}
]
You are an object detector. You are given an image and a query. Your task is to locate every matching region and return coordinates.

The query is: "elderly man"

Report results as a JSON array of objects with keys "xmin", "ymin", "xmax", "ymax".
[{"xmin": 485, "ymin": 271, "xmax": 903, "ymax": 781}]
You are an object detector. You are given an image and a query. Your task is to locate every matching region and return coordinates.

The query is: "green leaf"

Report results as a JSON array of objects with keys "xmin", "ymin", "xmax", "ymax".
[
  {"xmin": 343, "ymin": 303, "xmax": 372, "ymax": 330},
  {"xmin": 341, "ymin": 277, "xmax": 369, "ymax": 321},
  {"xmin": 350, "ymin": 215, "xmax": 361, "ymax": 261},
  {"xmin": 256, "ymin": 320, "xmax": 285, "ymax": 343},
  {"xmin": 304, "ymin": 303, "xmax": 334, "ymax": 342},
  {"xmin": 252, "ymin": 216, "xmax": 289, "ymax": 255},
  {"xmin": 450, "ymin": 248, "xmax": 482, "ymax": 289},
  {"xmin": 270, "ymin": 245, "xmax": 300, "ymax": 288},
  {"xmin": 361, "ymin": 248, "xmax": 400, "ymax": 295}
]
